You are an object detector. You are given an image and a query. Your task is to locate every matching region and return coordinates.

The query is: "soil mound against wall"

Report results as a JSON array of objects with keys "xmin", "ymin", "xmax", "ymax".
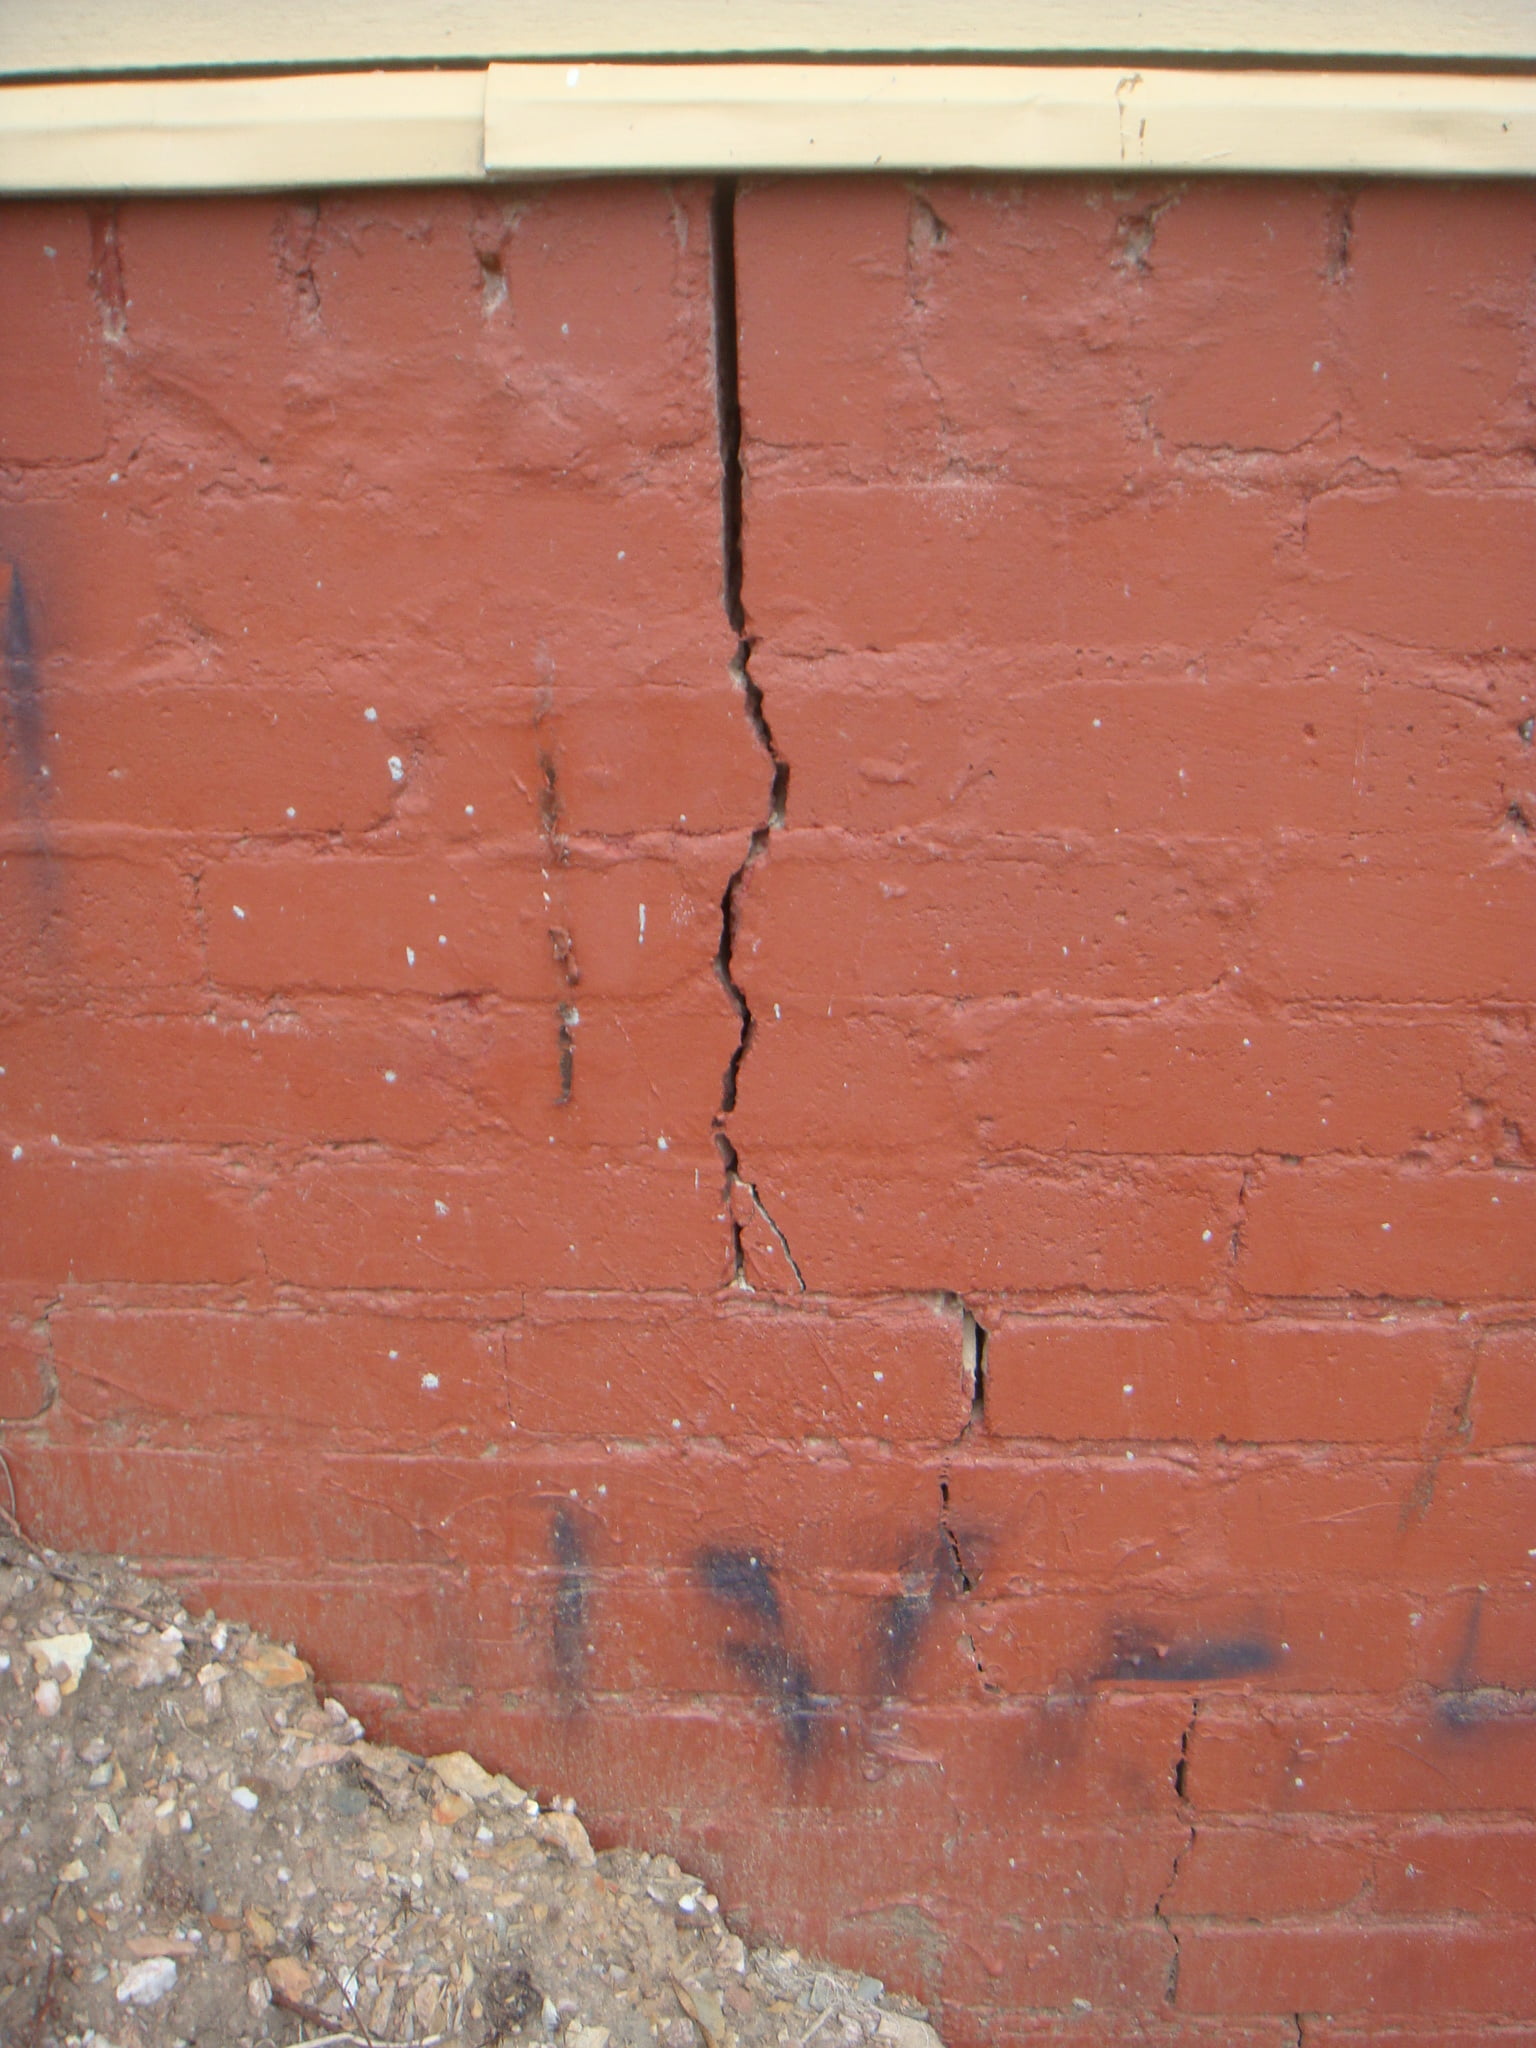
[{"xmin": 0, "ymin": 1533, "xmax": 941, "ymax": 2048}]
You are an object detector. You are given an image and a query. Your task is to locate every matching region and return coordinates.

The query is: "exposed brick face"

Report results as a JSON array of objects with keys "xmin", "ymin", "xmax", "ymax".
[{"xmin": 2, "ymin": 174, "xmax": 1535, "ymax": 2043}]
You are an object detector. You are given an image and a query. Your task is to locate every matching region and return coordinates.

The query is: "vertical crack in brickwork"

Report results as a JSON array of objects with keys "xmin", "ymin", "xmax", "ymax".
[
  {"xmin": 939, "ymin": 1307, "xmax": 995, "ymax": 1688},
  {"xmin": 1154, "ymin": 1697, "xmax": 1200, "ymax": 2008},
  {"xmin": 709, "ymin": 180, "xmax": 800, "ymax": 1291},
  {"xmin": 536, "ymin": 714, "xmax": 581, "ymax": 1106}
]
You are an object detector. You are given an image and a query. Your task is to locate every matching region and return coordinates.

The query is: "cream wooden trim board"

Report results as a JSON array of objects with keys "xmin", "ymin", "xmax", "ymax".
[
  {"xmin": 484, "ymin": 63, "xmax": 1536, "ymax": 177},
  {"xmin": 3, "ymin": 62, "xmax": 1535, "ymax": 192},
  {"xmin": 0, "ymin": 71, "xmax": 486, "ymax": 192},
  {"xmin": 5, "ymin": 0, "xmax": 1535, "ymax": 76}
]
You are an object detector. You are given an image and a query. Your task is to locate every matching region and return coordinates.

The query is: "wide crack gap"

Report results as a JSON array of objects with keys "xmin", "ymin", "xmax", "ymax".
[
  {"xmin": 939, "ymin": 1306, "xmax": 997, "ymax": 1688},
  {"xmin": 939, "ymin": 1305, "xmax": 987, "ymax": 1595},
  {"xmin": 709, "ymin": 178, "xmax": 799, "ymax": 1291}
]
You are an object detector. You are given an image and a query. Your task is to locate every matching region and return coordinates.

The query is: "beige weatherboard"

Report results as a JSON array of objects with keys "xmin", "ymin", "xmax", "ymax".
[{"xmin": 0, "ymin": 1, "xmax": 1534, "ymax": 188}]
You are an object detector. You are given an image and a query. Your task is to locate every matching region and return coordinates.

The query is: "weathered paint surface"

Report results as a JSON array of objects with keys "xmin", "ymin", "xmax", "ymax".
[{"xmin": 2, "ymin": 176, "xmax": 1535, "ymax": 2044}]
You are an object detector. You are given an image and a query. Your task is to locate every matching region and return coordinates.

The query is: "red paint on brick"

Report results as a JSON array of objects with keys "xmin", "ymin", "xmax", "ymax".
[
  {"xmin": 0, "ymin": 206, "xmax": 106, "ymax": 465},
  {"xmin": 985, "ymin": 1316, "xmax": 1469, "ymax": 1444},
  {"xmin": 1176, "ymin": 1922, "xmax": 1536, "ymax": 2016},
  {"xmin": 1240, "ymin": 1164, "xmax": 1536, "ymax": 1300},
  {"xmin": 5, "ymin": 173, "xmax": 1536, "ymax": 2045}
]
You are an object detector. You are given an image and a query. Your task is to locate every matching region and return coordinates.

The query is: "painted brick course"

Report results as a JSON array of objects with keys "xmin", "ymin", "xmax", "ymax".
[{"xmin": 3, "ymin": 171, "xmax": 1535, "ymax": 2043}]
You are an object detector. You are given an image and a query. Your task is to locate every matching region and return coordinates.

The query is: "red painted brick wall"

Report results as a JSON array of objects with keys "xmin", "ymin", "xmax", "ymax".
[{"xmin": 3, "ymin": 174, "xmax": 1535, "ymax": 2043}]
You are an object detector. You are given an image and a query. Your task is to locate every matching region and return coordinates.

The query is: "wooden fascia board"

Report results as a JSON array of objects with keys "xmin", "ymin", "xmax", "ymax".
[{"xmin": 2, "ymin": 59, "xmax": 1535, "ymax": 191}]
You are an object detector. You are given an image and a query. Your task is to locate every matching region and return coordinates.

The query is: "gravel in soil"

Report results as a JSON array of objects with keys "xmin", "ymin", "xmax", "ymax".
[{"xmin": 0, "ymin": 1533, "xmax": 945, "ymax": 2048}]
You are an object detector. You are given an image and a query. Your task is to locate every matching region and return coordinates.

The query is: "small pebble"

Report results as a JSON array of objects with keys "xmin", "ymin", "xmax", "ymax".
[{"xmin": 117, "ymin": 1955, "xmax": 177, "ymax": 2005}]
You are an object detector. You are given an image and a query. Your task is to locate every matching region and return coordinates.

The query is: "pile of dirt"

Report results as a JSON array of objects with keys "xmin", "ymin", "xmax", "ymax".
[{"xmin": 0, "ymin": 1530, "xmax": 944, "ymax": 2048}]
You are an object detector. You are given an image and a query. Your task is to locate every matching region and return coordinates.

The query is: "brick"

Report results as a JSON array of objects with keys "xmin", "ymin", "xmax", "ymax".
[
  {"xmin": 1219, "ymin": 1458, "xmax": 1536, "ymax": 1588},
  {"xmin": 1419, "ymin": 1586, "xmax": 1536, "ymax": 1694},
  {"xmin": 761, "ymin": 654, "xmax": 1530, "ymax": 840},
  {"xmin": 174, "ymin": 1565, "xmax": 498, "ymax": 1698},
  {"xmin": 43, "ymin": 684, "xmax": 409, "ymax": 834},
  {"xmin": 254, "ymin": 1150, "xmax": 725, "ymax": 1292},
  {"xmin": 736, "ymin": 178, "xmax": 935, "ymax": 464},
  {"xmin": 1482, "ymin": 1024, "xmax": 1536, "ymax": 1171},
  {"xmin": 1143, "ymin": 183, "xmax": 1342, "ymax": 453},
  {"xmin": 584, "ymin": 1580, "xmax": 947, "ymax": 1703},
  {"xmin": 936, "ymin": 1917, "xmax": 1170, "ymax": 2011},
  {"xmin": 554, "ymin": 686, "xmax": 767, "ymax": 839},
  {"xmin": 747, "ymin": 1158, "xmax": 1232, "ymax": 1295},
  {"xmin": 1248, "ymin": 843, "xmax": 1536, "ymax": 1002},
  {"xmin": 971, "ymin": 1586, "xmax": 1425, "ymax": 1695},
  {"xmin": 1168, "ymin": 1823, "xmax": 1372, "ymax": 1917},
  {"xmin": 306, "ymin": 184, "xmax": 719, "ymax": 478},
  {"xmin": 985, "ymin": 1316, "xmax": 1469, "ymax": 1444},
  {"xmin": 7, "ymin": 1439, "xmax": 941, "ymax": 1586},
  {"xmin": 1305, "ymin": 2027, "xmax": 1536, "ymax": 2048},
  {"xmin": 0, "ymin": 992, "xmax": 736, "ymax": 1151},
  {"xmin": 733, "ymin": 1007, "xmax": 1465, "ymax": 1163},
  {"xmin": 0, "ymin": 1155, "xmax": 258, "ymax": 1284},
  {"xmin": 1305, "ymin": 488, "xmax": 1536, "ymax": 652},
  {"xmin": 0, "ymin": 1320, "xmax": 51, "ymax": 1420},
  {"xmin": 739, "ymin": 180, "xmax": 1350, "ymax": 490},
  {"xmin": 111, "ymin": 183, "xmax": 719, "ymax": 484},
  {"xmin": 474, "ymin": 992, "xmax": 739, "ymax": 1144},
  {"xmin": 945, "ymin": 1455, "xmax": 1204, "ymax": 1593},
  {"xmin": 924, "ymin": 180, "xmax": 1340, "ymax": 477},
  {"xmin": 506, "ymin": 1293, "xmax": 969, "ymax": 1442},
  {"xmin": 925, "ymin": 1823, "xmax": 1182, "ymax": 1921},
  {"xmin": 1373, "ymin": 1822, "xmax": 1536, "ymax": 1915},
  {"xmin": 747, "ymin": 482, "xmax": 1283, "ymax": 655},
  {"xmin": 40, "ymin": 453, "xmax": 717, "ymax": 684},
  {"xmin": 165, "ymin": 471, "xmax": 722, "ymax": 677},
  {"xmin": 555, "ymin": 851, "xmax": 739, "ymax": 998},
  {"xmin": 1175, "ymin": 1922, "xmax": 1536, "ymax": 2015},
  {"xmin": 0, "ymin": 479, "xmax": 161, "ymax": 673},
  {"xmin": 901, "ymin": 1696, "xmax": 1191, "ymax": 1819},
  {"xmin": 945, "ymin": 1456, "xmax": 1530, "ymax": 1603},
  {"xmin": 114, "ymin": 196, "xmax": 312, "ymax": 454},
  {"xmin": 422, "ymin": 685, "xmax": 765, "ymax": 842},
  {"xmin": 941, "ymin": 2018, "xmax": 1296, "ymax": 2048},
  {"xmin": 1185, "ymin": 1699, "xmax": 1536, "ymax": 1815},
  {"xmin": 176, "ymin": 1571, "xmax": 945, "ymax": 1710},
  {"xmin": 1469, "ymin": 1325, "xmax": 1536, "ymax": 1447},
  {"xmin": 734, "ymin": 833, "xmax": 1241, "ymax": 1003},
  {"xmin": 51, "ymin": 1307, "xmax": 501, "ymax": 1444},
  {"xmin": 1239, "ymin": 1163, "xmax": 1536, "ymax": 1301},
  {"xmin": 202, "ymin": 846, "xmax": 732, "ymax": 1000},
  {"xmin": 202, "ymin": 851, "xmax": 545, "ymax": 997},
  {"xmin": 0, "ymin": 1007, "xmax": 469, "ymax": 1148},
  {"xmin": 1342, "ymin": 183, "xmax": 1536, "ymax": 456},
  {"xmin": 0, "ymin": 204, "xmax": 105, "ymax": 464},
  {"xmin": 0, "ymin": 850, "xmax": 203, "ymax": 1004},
  {"xmin": 7, "ymin": 1444, "xmax": 464, "ymax": 1571}
]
